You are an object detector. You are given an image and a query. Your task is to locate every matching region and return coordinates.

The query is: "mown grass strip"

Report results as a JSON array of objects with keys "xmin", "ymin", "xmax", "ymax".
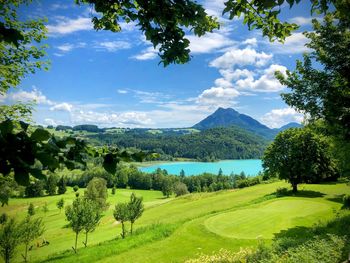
[{"xmin": 40, "ymin": 223, "xmax": 178, "ymax": 263}]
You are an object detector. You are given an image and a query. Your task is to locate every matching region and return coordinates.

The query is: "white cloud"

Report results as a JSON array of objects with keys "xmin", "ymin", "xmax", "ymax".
[
  {"xmin": 97, "ymin": 41, "xmax": 131, "ymax": 52},
  {"xmin": 56, "ymin": 42, "xmax": 86, "ymax": 52},
  {"xmin": 119, "ymin": 21, "xmax": 138, "ymax": 31},
  {"xmin": 210, "ymin": 47, "xmax": 272, "ymax": 69},
  {"xmin": 197, "ymin": 87, "xmax": 240, "ymax": 107},
  {"xmin": 260, "ymin": 107, "xmax": 303, "ymax": 128},
  {"xmin": 268, "ymin": 32, "xmax": 310, "ymax": 54},
  {"xmin": 44, "ymin": 118, "xmax": 60, "ymax": 126},
  {"xmin": 7, "ymin": 88, "xmax": 54, "ymax": 105},
  {"xmin": 50, "ymin": 102, "xmax": 73, "ymax": 112},
  {"xmin": 187, "ymin": 32, "xmax": 235, "ymax": 54},
  {"xmin": 47, "ymin": 17, "xmax": 92, "ymax": 35},
  {"xmin": 71, "ymin": 110, "xmax": 152, "ymax": 127},
  {"xmin": 132, "ymin": 46, "xmax": 158, "ymax": 61},
  {"xmin": 235, "ymin": 64, "xmax": 287, "ymax": 92},
  {"xmin": 117, "ymin": 89, "xmax": 128, "ymax": 94},
  {"xmin": 242, "ymin": 38, "xmax": 257, "ymax": 47},
  {"xmin": 289, "ymin": 16, "xmax": 313, "ymax": 26}
]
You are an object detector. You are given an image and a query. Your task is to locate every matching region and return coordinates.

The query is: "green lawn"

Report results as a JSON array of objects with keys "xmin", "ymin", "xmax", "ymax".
[{"xmin": 1, "ymin": 182, "xmax": 349, "ymax": 263}]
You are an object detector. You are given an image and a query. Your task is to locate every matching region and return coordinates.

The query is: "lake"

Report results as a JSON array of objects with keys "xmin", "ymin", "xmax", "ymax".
[{"xmin": 140, "ymin": 159, "xmax": 262, "ymax": 176}]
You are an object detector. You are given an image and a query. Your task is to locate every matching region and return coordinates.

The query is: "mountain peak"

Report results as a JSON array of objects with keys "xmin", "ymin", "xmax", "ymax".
[{"xmin": 193, "ymin": 108, "xmax": 269, "ymax": 131}]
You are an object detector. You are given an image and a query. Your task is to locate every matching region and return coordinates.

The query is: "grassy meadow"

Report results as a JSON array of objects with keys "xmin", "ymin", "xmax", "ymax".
[{"xmin": 1, "ymin": 182, "xmax": 349, "ymax": 263}]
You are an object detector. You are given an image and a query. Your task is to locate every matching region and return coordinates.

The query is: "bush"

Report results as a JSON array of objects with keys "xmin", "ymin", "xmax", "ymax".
[
  {"xmin": 276, "ymin": 187, "xmax": 289, "ymax": 197},
  {"xmin": 174, "ymin": 182, "xmax": 189, "ymax": 197},
  {"xmin": 343, "ymin": 194, "xmax": 350, "ymax": 209},
  {"xmin": 73, "ymin": 185, "xmax": 79, "ymax": 192},
  {"xmin": 0, "ymin": 213, "xmax": 8, "ymax": 224},
  {"xmin": 25, "ymin": 180, "xmax": 44, "ymax": 197}
]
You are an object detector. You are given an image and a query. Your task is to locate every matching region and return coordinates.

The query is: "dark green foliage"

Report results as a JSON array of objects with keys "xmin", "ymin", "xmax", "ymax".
[
  {"xmin": 161, "ymin": 177, "xmax": 173, "ymax": 198},
  {"xmin": 0, "ymin": 214, "xmax": 8, "ymax": 225},
  {"xmin": 89, "ymin": 126, "xmax": 267, "ymax": 161},
  {"xmin": 111, "ymin": 186, "xmax": 116, "ymax": 195},
  {"xmin": 42, "ymin": 202, "xmax": 48, "ymax": 214},
  {"xmin": 75, "ymin": 192, "xmax": 80, "ymax": 198},
  {"xmin": 0, "ymin": 0, "xmax": 49, "ymax": 94},
  {"xmin": 173, "ymin": 182, "xmax": 189, "ymax": 197},
  {"xmin": 73, "ymin": 185, "xmax": 79, "ymax": 192},
  {"xmin": 25, "ymin": 180, "xmax": 44, "ymax": 197},
  {"xmin": 56, "ymin": 198, "xmax": 64, "ymax": 213},
  {"xmin": 263, "ymin": 128, "xmax": 338, "ymax": 192},
  {"xmin": 46, "ymin": 174, "xmax": 58, "ymax": 196},
  {"xmin": 128, "ymin": 193, "xmax": 144, "ymax": 234},
  {"xmin": 27, "ymin": 203, "xmax": 35, "ymax": 217},
  {"xmin": 76, "ymin": 0, "xmax": 219, "ymax": 66},
  {"xmin": 73, "ymin": 125, "xmax": 101, "ymax": 133},
  {"xmin": 20, "ymin": 216, "xmax": 44, "ymax": 262},
  {"xmin": 275, "ymin": 187, "xmax": 289, "ymax": 197},
  {"xmin": 57, "ymin": 177, "xmax": 67, "ymax": 195},
  {"xmin": 0, "ymin": 178, "xmax": 12, "ymax": 207},
  {"xmin": 113, "ymin": 203, "xmax": 129, "ymax": 239},
  {"xmin": 0, "ymin": 218, "xmax": 21, "ymax": 263},
  {"xmin": 343, "ymin": 195, "xmax": 350, "ymax": 209},
  {"xmin": 55, "ymin": 125, "xmax": 72, "ymax": 131},
  {"xmin": 84, "ymin": 177, "xmax": 108, "ymax": 211},
  {"xmin": 277, "ymin": 13, "xmax": 350, "ymax": 139}
]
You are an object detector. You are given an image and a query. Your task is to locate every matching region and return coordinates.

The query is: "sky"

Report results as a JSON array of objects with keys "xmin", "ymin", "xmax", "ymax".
[{"xmin": 1, "ymin": 0, "xmax": 320, "ymax": 129}]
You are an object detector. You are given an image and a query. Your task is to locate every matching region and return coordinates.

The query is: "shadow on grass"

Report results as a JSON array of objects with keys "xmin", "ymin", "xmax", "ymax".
[
  {"xmin": 326, "ymin": 194, "xmax": 345, "ymax": 205},
  {"xmin": 273, "ymin": 213, "xmax": 350, "ymax": 259},
  {"xmin": 274, "ymin": 189, "xmax": 326, "ymax": 198}
]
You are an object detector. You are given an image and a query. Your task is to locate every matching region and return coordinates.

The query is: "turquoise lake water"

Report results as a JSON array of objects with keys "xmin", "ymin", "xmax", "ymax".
[{"xmin": 140, "ymin": 159, "xmax": 262, "ymax": 176}]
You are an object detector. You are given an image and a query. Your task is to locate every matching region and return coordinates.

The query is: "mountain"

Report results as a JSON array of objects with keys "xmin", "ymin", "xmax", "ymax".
[
  {"xmin": 193, "ymin": 108, "xmax": 301, "ymax": 140},
  {"xmin": 274, "ymin": 122, "xmax": 302, "ymax": 131}
]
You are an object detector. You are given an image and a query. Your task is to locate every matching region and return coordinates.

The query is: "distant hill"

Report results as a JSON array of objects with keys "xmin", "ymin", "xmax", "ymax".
[{"xmin": 193, "ymin": 107, "xmax": 301, "ymax": 140}]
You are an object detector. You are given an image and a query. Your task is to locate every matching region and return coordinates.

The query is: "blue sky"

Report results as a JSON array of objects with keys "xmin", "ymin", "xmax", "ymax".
[{"xmin": 2, "ymin": 0, "xmax": 319, "ymax": 128}]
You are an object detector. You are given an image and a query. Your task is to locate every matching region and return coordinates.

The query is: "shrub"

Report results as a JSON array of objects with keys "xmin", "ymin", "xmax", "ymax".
[
  {"xmin": 276, "ymin": 187, "xmax": 289, "ymax": 197},
  {"xmin": 343, "ymin": 194, "xmax": 350, "ymax": 209},
  {"xmin": 174, "ymin": 182, "xmax": 189, "ymax": 197},
  {"xmin": 0, "ymin": 213, "xmax": 8, "ymax": 224},
  {"xmin": 28, "ymin": 203, "xmax": 35, "ymax": 216},
  {"xmin": 73, "ymin": 185, "xmax": 79, "ymax": 192},
  {"xmin": 25, "ymin": 180, "xmax": 44, "ymax": 197}
]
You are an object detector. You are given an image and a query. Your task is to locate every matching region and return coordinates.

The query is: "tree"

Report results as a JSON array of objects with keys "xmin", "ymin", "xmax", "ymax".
[
  {"xmin": 57, "ymin": 177, "xmax": 67, "ymax": 195},
  {"xmin": 27, "ymin": 203, "xmax": 35, "ymax": 216},
  {"xmin": 173, "ymin": 182, "xmax": 189, "ymax": 197},
  {"xmin": 73, "ymin": 185, "xmax": 79, "ymax": 192},
  {"xmin": 113, "ymin": 203, "xmax": 129, "ymax": 239},
  {"xmin": 25, "ymin": 180, "xmax": 44, "ymax": 197},
  {"xmin": 65, "ymin": 198, "xmax": 85, "ymax": 253},
  {"xmin": 56, "ymin": 198, "xmax": 64, "ymax": 214},
  {"xmin": 127, "ymin": 193, "xmax": 144, "ymax": 234},
  {"xmin": 276, "ymin": 12, "xmax": 350, "ymax": 138},
  {"xmin": 161, "ymin": 177, "xmax": 173, "ymax": 198},
  {"xmin": 81, "ymin": 199, "xmax": 102, "ymax": 247},
  {"xmin": 42, "ymin": 203, "xmax": 49, "ymax": 214},
  {"xmin": 262, "ymin": 128, "xmax": 338, "ymax": 192},
  {"xmin": 0, "ymin": 218, "xmax": 21, "ymax": 263},
  {"xmin": 0, "ymin": 214, "xmax": 8, "ymax": 225},
  {"xmin": 46, "ymin": 174, "xmax": 58, "ymax": 196},
  {"xmin": 0, "ymin": 0, "xmax": 49, "ymax": 95},
  {"xmin": 20, "ymin": 216, "xmax": 44, "ymax": 262},
  {"xmin": 111, "ymin": 186, "xmax": 116, "ymax": 195},
  {"xmin": 0, "ymin": 183, "xmax": 11, "ymax": 207},
  {"xmin": 76, "ymin": 0, "xmax": 219, "ymax": 66},
  {"xmin": 84, "ymin": 177, "xmax": 108, "ymax": 211}
]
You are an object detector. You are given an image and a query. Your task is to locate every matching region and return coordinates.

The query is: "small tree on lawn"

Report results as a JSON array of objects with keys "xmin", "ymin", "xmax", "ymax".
[
  {"xmin": 84, "ymin": 177, "xmax": 108, "ymax": 210},
  {"xmin": 46, "ymin": 174, "xmax": 58, "ymax": 196},
  {"xmin": 263, "ymin": 128, "xmax": 338, "ymax": 192},
  {"xmin": 20, "ymin": 216, "xmax": 45, "ymax": 262},
  {"xmin": 27, "ymin": 203, "xmax": 35, "ymax": 216},
  {"xmin": 42, "ymin": 203, "xmax": 49, "ymax": 214},
  {"xmin": 161, "ymin": 177, "xmax": 173, "ymax": 198},
  {"xmin": 82, "ymin": 199, "xmax": 102, "ymax": 247},
  {"xmin": 56, "ymin": 198, "xmax": 64, "ymax": 214},
  {"xmin": 65, "ymin": 198, "xmax": 85, "ymax": 253},
  {"xmin": 0, "ymin": 218, "xmax": 21, "ymax": 263},
  {"xmin": 57, "ymin": 177, "xmax": 67, "ymax": 195},
  {"xmin": 113, "ymin": 203, "xmax": 129, "ymax": 239},
  {"xmin": 128, "ymin": 193, "xmax": 144, "ymax": 234},
  {"xmin": 174, "ymin": 182, "xmax": 189, "ymax": 197}
]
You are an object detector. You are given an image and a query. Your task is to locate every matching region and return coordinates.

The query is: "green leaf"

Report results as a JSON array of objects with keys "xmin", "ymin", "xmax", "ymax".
[
  {"xmin": 29, "ymin": 168, "xmax": 46, "ymax": 180},
  {"xmin": 14, "ymin": 168, "xmax": 30, "ymax": 186},
  {"xmin": 103, "ymin": 153, "xmax": 117, "ymax": 174},
  {"xmin": 0, "ymin": 119, "xmax": 14, "ymax": 135},
  {"xmin": 31, "ymin": 128, "xmax": 51, "ymax": 141}
]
